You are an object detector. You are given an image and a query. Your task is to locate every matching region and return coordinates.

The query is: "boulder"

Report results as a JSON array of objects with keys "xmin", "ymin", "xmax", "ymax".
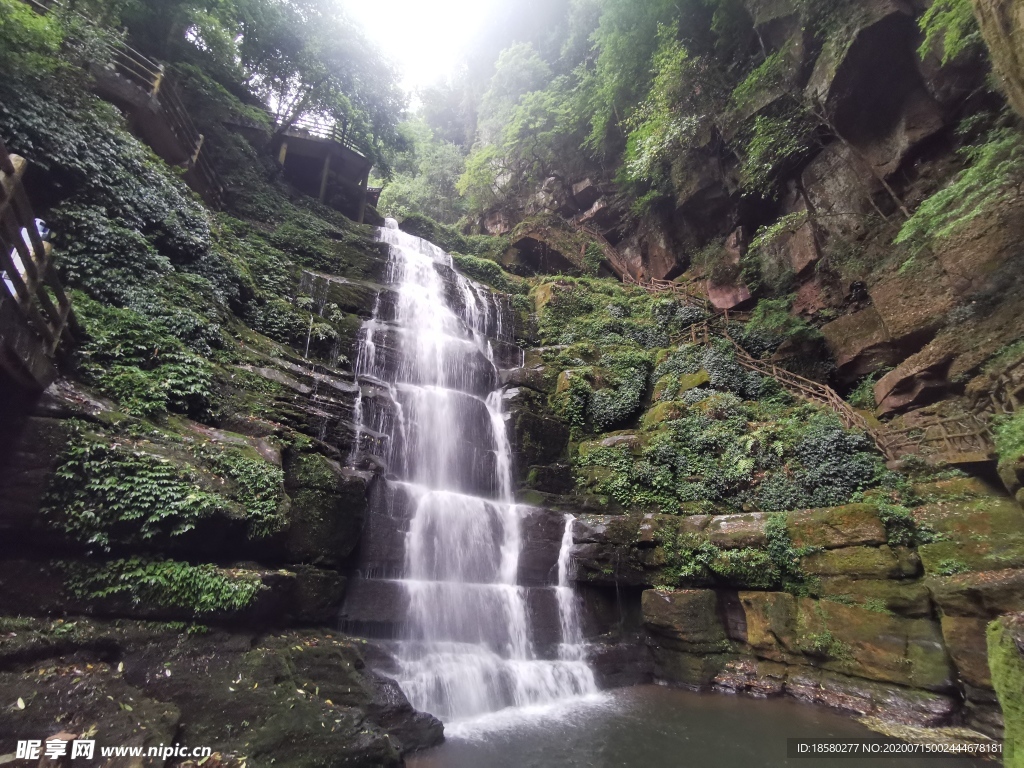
[
  {"xmin": 987, "ymin": 613, "xmax": 1024, "ymax": 765},
  {"xmin": 786, "ymin": 504, "xmax": 888, "ymax": 550},
  {"xmin": 642, "ymin": 589, "xmax": 730, "ymax": 652},
  {"xmin": 800, "ymin": 545, "xmax": 904, "ymax": 580},
  {"xmin": 650, "ymin": 647, "xmax": 733, "ymax": 689},
  {"xmin": 821, "ymin": 307, "xmax": 900, "ymax": 381},
  {"xmin": 283, "ymin": 450, "xmax": 372, "ymax": 566},
  {"xmin": 707, "ymin": 513, "xmax": 767, "ymax": 549}
]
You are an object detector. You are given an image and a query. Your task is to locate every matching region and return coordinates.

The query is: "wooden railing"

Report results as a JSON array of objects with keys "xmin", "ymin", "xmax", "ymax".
[
  {"xmin": 0, "ymin": 139, "xmax": 77, "ymax": 388},
  {"xmin": 673, "ymin": 320, "xmax": 899, "ymax": 460},
  {"xmin": 624, "ymin": 273, "xmax": 753, "ymax": 323},
  {"xmin": 280, "ymin": 115, "xmax": 369, "ymax": 158},
  {"xmin": 23, "ymin": 0, "xmax": 224, "ymax": 209},
  {"xmin": 884, "ymin": 413, "xmax": 994, "ymax": 459}
]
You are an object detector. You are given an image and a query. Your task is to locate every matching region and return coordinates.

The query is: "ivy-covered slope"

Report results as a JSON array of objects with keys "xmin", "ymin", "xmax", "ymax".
[{"xmin": 0, "ymin": 6, "xmax": 440, "ymax": 762}]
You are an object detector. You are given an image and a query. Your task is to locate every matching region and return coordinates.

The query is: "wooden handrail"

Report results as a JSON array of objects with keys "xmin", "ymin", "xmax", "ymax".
[
  {"xmin": 0, "ymin": 140, "xmax": 77, "ymax": 387},
  {"xmin": 21, "ymin": 0, "xmax": 225, "ymax": 209}
]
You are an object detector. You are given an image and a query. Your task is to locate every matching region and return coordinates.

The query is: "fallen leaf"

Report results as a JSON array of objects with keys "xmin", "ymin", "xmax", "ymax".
[{"xmin": 16, "ymin": 698, "xmax": 25, "ymax": 710}]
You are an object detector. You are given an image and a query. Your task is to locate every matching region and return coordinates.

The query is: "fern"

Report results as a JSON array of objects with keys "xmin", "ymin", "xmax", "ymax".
[
  {"xmin": 896, "ymin": 127, "xmax": 1024, "ymax": 248},
  {"xmin": 918, "ymin": 0, "xmax": 982, "ymax": 64}
]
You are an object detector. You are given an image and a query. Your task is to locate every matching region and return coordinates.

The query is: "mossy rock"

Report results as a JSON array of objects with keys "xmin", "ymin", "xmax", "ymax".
[
  {"xmin": 740, "ymin": 592, "xmax": 955, "ymax": 691},
  {"xmin": 940, "ymin": 615, "xmax": 992, "ymax": 689},
  {"xmin": 653, "ymin": 370, "xmax": 710, "ymax": 401},
  {"xmin": 916, "ymin": 495, "xmax": 1024, "ymax": 575},
  {"xmin": 815, "ymin": 577, "xmax": 933, "ymax": 618},
  {"xmin": 926, "ymin": 568, "xmax": 1024, "ymax": 618},
  {"xmin": 800, "ymin": 546, "xmax": 904, "ymax": 579},
  {"xmin": 641, "ymin": 401, "xmax": 686, "ymax": 430},
  {"xmin": 786, "ymin": 504, "xmax": 887, "ymax": 550},
  {"xmin": 283, "ymin": 451, "xmax": 372, "ymax": 566},
  {"xmin": 987, "ymin": 614, "xmax": 1024, "ymax": 768}
]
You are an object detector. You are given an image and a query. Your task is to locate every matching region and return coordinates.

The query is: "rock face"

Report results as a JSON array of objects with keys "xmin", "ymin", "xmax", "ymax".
[
  {"xmin": 0, "ymin": 618, "xmax": 443, "ymax": 765},
  {"xmin": 566, "ymin": 481, "xmax": 1024, "ymax": 735}
]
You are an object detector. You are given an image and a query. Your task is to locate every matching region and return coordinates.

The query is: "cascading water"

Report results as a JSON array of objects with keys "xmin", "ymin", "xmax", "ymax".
[{"xmin": 347, "ymin": 219, "xmax": 597, "ymax": 729}]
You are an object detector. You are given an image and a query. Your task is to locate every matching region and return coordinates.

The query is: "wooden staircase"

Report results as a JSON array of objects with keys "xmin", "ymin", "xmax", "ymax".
[{"xmin": 672, "ymin": 319, "xmax": 998, "ymax": 464}]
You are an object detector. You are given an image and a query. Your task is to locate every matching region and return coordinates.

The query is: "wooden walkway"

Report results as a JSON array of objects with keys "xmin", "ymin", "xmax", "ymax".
[
  {"xmin": 623, "ymin": 273, "xmax": 752, "ymax": 323},
  {"xmin": 0, "ymin": 139, "xmax": 77, "ymax": 389},
  {"xmin": 25, "ymin": 0, "xmax": 224, "ymax": 208},
  {"xmin": 671, "ymin": 320, "xmax": 997, "ymax": 464}
]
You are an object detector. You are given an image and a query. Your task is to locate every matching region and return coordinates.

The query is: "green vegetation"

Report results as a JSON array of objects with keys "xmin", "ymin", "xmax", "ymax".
[
  {"xmin": 917, "ymin": 0, "xmax": 982, "ymax": 64},
  {"xmin": 66, "ymin": 559, "xmax": 266, "ymax": 614},
  {"xmin": 993, "ymin": 409, "xmax": 1024, "ymax": 465},
  {"xmin": 43, "ymin": 424, "xmax": 286, "ymax": 549},
  {"xmin": 896, "ymin": 124, "xmax": 1024, "ymax": 250},
  {"xmin": 987, "ymin": 618, "xmax": 1024, "ymax": 768}
]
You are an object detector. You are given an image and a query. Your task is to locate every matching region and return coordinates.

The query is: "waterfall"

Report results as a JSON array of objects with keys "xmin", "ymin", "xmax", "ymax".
[{"xmin": 346, "ymin": 219, "xmax": 597, "ymax": 728}]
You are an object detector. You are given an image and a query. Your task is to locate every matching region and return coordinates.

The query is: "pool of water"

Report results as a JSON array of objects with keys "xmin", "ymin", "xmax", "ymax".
[{"xmin": 407, "ymin": 686, "xmax": 991, "ymax": 768}]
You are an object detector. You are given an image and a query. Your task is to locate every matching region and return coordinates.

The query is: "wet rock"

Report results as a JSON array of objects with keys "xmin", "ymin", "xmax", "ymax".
[
  {"xmin": 713, "ymin": 657, "xmax": 788, "ymax": 697},
  {"xmin": 517, "ymin": 506, "xmax": 566, "ymax": 586},
  {"xmin": 642, "ymin": 589, "xmax": 730, "ymax": 653},
  {"xmin": 586, "ymin": 639, "xmax": 654, "ymax": 688},
  {"xmin": 339, "ymin": 578, "xmax": 409, "ymax": 637},
  {"xmin": 784, "ymin": 668, "xmax": 958, "ymax": 727},
  {"xmin": 650, "ymin": 647, "xmax": 733, "ymax": 689}
]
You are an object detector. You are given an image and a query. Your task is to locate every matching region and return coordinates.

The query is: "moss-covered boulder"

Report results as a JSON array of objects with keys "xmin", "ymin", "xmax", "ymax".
[
  {"xmin": 283, "ymin": 450, "xmax": 372, "ymax": 566},
  {"xmin": 739, "ymin": 592, "xmax": 955, "ymax": 691},
  {"xmin": 786, "ymin": 504, "xmax": 888, "ymax": 550},
  {"xmin": 800, "ymin": 546, "xmax": 905, "ymax": 579},
  {"xmin": 987, "ymin": 613, "xmax": 1024, "ymax": 767},
  {"xmin": 916, "ymin": 494, "xmax": 1024, "ymax": 575}
]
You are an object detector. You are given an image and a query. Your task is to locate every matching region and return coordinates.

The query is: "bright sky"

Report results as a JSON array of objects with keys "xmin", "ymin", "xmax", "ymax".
[{"xmin": 343, "ymin": 0, "xmax": 501, "ymax": 96}]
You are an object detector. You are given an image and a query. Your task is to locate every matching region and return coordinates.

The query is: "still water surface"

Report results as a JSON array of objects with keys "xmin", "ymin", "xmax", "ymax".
[{"xmin": 407, "ymin": 685, "xmax": 991, "ymax": 768}]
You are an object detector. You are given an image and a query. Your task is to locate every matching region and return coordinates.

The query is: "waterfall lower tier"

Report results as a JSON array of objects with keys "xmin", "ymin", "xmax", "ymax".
[{"xmin": 343, "ymin": 219, "xmax": 597, "ymax": 728}]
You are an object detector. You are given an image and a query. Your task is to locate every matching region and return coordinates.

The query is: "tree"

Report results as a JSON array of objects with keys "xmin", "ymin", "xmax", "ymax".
[{"xmin": 476, "ymin": 42, "xmax": 552, "ymax": 145}]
